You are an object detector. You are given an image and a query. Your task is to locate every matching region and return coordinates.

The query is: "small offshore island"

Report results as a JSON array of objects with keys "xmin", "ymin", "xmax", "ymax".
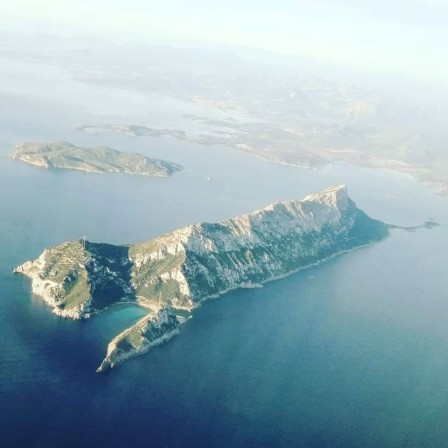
[
  {"xmin": 10, "ymin": 141, "xmax": 183, "ymax": 177},
  {"xmin": 15, "ymin": 186, "xmax": 390, "ymax": 372}
]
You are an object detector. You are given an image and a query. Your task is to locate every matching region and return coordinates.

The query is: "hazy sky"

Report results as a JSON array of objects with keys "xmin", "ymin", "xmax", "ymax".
[{"xmin": 1, "ymin": 0, "xmax": 447, "ymax": 83}]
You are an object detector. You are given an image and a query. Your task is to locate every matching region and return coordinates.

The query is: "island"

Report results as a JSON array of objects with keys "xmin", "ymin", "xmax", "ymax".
[
  {"xmin": 10, "ymin": 141, "xmax": 183, "ymax": 177},
  {"xmin": 77, "ymin": 124, "xmax": 188, "ymax": 140},
  {"xmin": 14, "ymin": 185, "xmax": 390, "ymax": 371}
]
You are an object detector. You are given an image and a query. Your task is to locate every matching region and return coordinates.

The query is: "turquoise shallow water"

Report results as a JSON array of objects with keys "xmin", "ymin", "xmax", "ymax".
[{"xmin": 1, "ymin": 58, "xmax": 448, "ymax": 447}]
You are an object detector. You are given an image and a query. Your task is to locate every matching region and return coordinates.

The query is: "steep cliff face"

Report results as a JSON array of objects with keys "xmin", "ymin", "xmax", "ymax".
[
  {"xmin": 127, "ymin": 185, "xmax": 388, "ymax": 310},
  {"xmin": 14, "ymin": 185, "xmax": 389, "ymax": 370},
  {"xmin": 184, "ymin": 186, "xmax": 386, "ymax": 299}
]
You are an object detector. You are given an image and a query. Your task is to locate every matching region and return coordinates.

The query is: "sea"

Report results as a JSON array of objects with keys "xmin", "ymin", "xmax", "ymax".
[{"xmin": 0, "ymin": 58, "xmax": 448, "ymax": 448}]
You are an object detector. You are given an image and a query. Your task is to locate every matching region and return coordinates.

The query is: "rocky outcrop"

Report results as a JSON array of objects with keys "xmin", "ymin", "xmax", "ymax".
[{"xmin": 14, "ymin": 185, "xmax": 390, "ymax": 370}]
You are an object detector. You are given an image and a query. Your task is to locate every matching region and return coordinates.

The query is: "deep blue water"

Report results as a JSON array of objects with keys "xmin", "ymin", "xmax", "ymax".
[{"xmin": 1, "ymin": 57, "xmax": 448, "ymax": 448}]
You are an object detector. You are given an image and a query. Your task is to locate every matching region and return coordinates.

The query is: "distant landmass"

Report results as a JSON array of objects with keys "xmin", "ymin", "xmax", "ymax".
[
  {"xmin": 10, "ymin": 141, "xmax": 183, "ymax": 177},
  {"xmin": 15, "ymin": 186, "xmax": 390, "ymax": 371},
  {"xmin": 77, "ymin": 121, "xmax": 448, "ymax": 196},
  {"xmin": 4, "ymin": 41, "xmax": 447, "ymax": 194},
  {"xmin": 77, "ymin": 124, "xmax": 188, "ymax": 139}
]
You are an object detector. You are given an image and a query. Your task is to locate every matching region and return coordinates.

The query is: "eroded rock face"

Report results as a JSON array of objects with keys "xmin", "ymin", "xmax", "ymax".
[{"xmin": 15, "ymin": 185, "xmax": 389, "ymax": 371}]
